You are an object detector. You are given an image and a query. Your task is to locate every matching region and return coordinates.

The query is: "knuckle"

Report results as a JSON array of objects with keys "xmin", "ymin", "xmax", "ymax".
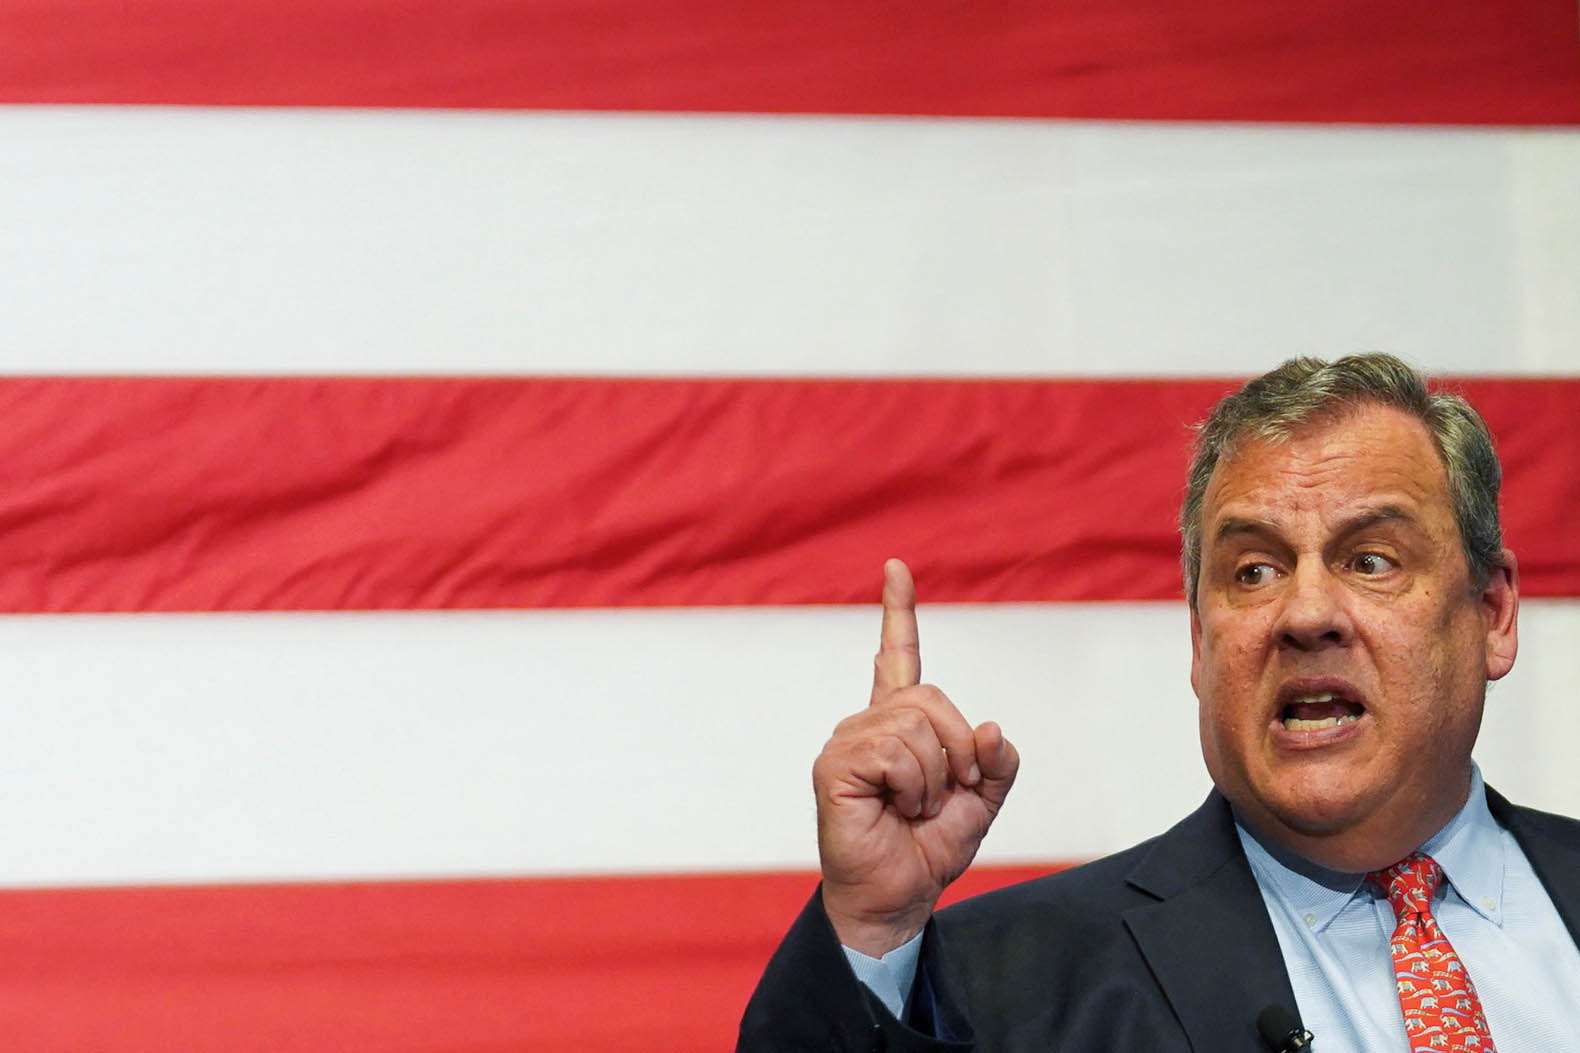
[
  {"xmin": 811, "ymin": 744, "xmax": 849, "ymax": 787},
  {"xmin": 831, "ymin": 711, "xmax": 864, "ymax": 737},
  {"xmin": 889, "ymin": 706, "xmax": 929, "ymax": 736},
  {"xmin": 869, "ymin": 735, "xmax": 912, "ymax": 767},
  {"xmin": 887, "ymin": 683, "xmax": 937, "ymax": 710}
]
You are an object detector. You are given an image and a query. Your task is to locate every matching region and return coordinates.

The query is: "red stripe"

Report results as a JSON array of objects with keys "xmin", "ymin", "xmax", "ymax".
[
  {"xmin": 0, "ymin": 865, "xmax": 1058, "ymax": 1050},
  {"xmin": 3, "ymin": 0, "xmax": 1577, "ymax": 123},
  {"xmin": 1, "ymin": 377, "xmax": 1575, "ymax": 612}
]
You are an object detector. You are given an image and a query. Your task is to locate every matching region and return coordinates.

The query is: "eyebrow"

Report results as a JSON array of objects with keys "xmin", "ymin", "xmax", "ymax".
[
  {"xmin": 1211, "ymin": 505, "xmax": 1418, "ymax": 546},
  {"xmin": 1338, "ymin": 505, "xmax": 1417, "ymax": 536}
]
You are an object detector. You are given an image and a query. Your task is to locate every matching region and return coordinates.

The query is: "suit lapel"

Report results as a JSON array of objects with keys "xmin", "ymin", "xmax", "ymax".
[{"xmin": 1121, "ymin": 792, "xmax": 1299, "ymax": 1051}]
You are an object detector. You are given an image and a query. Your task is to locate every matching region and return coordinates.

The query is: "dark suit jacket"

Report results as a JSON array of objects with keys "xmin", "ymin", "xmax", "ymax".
[{"xmin": 738, "ymin": 787, "xmax": 1580, "ymax": 1052}]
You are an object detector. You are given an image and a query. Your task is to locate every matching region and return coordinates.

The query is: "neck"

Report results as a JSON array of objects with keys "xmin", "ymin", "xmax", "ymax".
[{"xmin": 1237, "ymin": 772, "xmax": 1475, "ymax": 874}]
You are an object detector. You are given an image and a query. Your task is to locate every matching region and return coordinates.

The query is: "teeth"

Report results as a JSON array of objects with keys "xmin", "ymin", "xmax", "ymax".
[
  {"xmin": 1284, "ymin": 713, "xmax": 1360, "ymax": 731},
  {"xmin": 1293, "ymin": 693, "xmax": 1335, "ymax": 705}
]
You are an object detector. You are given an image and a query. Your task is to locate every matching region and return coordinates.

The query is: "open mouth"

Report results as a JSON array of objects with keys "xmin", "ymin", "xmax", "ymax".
[{"xmin": 1280, "ymin": 691, "xmax": 1365, "ymax": 731}]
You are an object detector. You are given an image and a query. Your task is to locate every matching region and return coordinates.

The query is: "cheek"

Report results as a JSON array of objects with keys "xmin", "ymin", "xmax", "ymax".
[
  {"xmin": 1194, "ymin": 631, "xmax": 1263, "ymax": 748},
  {"xmin": 1370, "ymin": 603, "xmax": 1466, "ymax": 692},
  {"xmin": 1196, "ymin": 621, "xmax": 1261, "ymax": 694}
]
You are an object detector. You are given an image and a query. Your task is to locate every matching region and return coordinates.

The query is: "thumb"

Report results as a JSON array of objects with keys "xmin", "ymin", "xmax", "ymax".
[{"xmin": 972, "ymin": 721, "xmax": 1019, "ymax": 811}]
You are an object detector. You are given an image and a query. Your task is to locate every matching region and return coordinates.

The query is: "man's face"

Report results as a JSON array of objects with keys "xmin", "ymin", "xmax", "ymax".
[{"xmin": 1189, "ymin": 402, "xmax": 1518, "ymax": 871}]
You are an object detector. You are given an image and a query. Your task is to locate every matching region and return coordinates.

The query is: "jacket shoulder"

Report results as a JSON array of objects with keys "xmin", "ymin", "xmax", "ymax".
[
  {"xmin": 1501, "ymin": 799, "xmax": 1580, "ymax": 839},
  {"xmin": 938, "ymin": 834, "xmax": 1165, "ymax": 929},
  {"xmin": 936, "ymin": 788, "xmax": 1240, "ymax": 939}
]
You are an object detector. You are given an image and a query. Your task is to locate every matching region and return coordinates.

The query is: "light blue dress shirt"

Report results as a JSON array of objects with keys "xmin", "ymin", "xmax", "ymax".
[
  {"xmin": 846, "ymin": 766, "xmax": 1580, "ymax": 1047},
  {"xmin": 1238, "ymin": 764, "xmax": 1580, "ymax": 1051}
]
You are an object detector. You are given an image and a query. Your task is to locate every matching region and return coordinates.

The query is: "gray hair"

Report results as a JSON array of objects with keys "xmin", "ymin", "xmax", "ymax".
[{"xmin": 1180, "ymin": 353, "xmax": 1503, "ymax": 609}]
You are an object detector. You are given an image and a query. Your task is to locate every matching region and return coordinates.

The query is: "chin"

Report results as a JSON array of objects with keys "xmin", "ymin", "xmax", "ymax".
[
  {"xmin": 1251, "ymin": 770, "xmax": 1377, "ymax": 839},
  {"xmin": 1269, "ymin": 796, "xmax": 1369, "ymax": 838}
]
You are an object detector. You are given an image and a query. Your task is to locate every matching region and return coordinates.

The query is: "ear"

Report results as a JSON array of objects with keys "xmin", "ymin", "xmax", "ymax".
[
  {"xmin": 1481, "ymin": 548, "xmax": 1519, "ymax": 682},
  {"xmin": 1189, "ymin": 604, "xmax": 1205, "ymax": 698}
]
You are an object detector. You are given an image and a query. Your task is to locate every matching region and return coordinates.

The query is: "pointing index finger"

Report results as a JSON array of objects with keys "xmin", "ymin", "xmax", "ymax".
[{"xmin": 871, "ymin": 558, "xmax": 921, "ymax": 702}]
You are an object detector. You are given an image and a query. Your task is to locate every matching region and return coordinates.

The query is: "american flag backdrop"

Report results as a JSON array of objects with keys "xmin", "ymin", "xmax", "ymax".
[{"xmin": 2, "ymin": 2, "xmax": 1579, "ymax": 1049}]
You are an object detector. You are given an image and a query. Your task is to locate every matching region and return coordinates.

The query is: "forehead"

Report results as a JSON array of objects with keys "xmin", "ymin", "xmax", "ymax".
[{"xmin": 1201, "ymin": 403, "xmax": 1452, "ymax": 528}]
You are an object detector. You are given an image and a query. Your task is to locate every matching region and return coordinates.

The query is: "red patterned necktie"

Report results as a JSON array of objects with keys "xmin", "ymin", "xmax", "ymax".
[{"xmin": 1367, "ymin": 852, "xmax": 1497, "ymax": 1051}]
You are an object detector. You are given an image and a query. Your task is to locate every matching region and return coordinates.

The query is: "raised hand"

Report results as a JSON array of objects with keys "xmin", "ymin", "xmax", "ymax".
[{"xmin": 813, "ymin": 559, "xmax": 1019, "ymax": 956}]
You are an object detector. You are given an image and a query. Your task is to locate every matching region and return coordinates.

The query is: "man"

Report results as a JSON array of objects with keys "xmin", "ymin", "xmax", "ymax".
[{"xmin": 739, "ymin": 354, "xmax": 1580, "ymax": 1050}]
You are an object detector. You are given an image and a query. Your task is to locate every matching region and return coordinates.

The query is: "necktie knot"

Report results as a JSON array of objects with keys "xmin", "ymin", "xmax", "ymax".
[{"xmin": 1368, "ymin": 851, "xmax": 1443, "ymax": 920}]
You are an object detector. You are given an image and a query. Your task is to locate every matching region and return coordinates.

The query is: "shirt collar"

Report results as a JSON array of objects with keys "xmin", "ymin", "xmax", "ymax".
[
  {"xmin": 1233, "ymin": 764, "xmax": 1506, "ymax": 933},
  {"xmin": 1420, "ymin": 764, "xmax": 1505, "ymax": 924}
]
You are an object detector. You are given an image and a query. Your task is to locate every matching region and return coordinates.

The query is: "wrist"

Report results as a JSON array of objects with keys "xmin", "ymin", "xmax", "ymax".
[{"xmin": 821, "ymin": 886, "xmax": 932, "ymax": 957}]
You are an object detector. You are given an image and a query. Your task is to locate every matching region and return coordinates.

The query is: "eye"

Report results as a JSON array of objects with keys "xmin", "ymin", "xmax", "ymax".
[
  {"xmin": 1234, "ymin": 562, "xmax": 1279, "ymax": 587},
  {"xmin": 1350, "ymin": 552, "xmax": 1397, "ymax": 575}
]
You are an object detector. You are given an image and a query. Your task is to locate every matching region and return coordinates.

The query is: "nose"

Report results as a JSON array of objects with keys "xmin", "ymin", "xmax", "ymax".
[{"xmin": 1275, "ymin": 563, "xmax": 1353, "ymax": 652}]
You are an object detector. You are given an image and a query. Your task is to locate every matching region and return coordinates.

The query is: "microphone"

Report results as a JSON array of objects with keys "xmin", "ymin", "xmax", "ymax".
[{"xmin": 1256, "ymin": 1004, "xmax": 1313, "ymax": 1052}]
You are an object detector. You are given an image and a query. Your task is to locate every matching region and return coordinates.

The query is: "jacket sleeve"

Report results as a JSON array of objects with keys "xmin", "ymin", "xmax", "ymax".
[{"xmin": 737, "ymin": 889, "xmax": 975, "ymax": 1053}]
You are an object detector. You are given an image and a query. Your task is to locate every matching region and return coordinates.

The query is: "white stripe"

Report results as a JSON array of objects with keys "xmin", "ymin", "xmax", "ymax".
[
  {"xmin": 2, "ymin": 106, "xmax": 1577, "ymax": 377},
  {"xmin": 2, "ymin": 601, "xmax": 1574, "ymax": 887}
]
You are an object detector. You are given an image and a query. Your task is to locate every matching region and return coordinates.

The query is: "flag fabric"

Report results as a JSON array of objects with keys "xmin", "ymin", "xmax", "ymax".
[{"xmin": 2, "ymin": 2, "xmax": 1579, "ymax": 1049}]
